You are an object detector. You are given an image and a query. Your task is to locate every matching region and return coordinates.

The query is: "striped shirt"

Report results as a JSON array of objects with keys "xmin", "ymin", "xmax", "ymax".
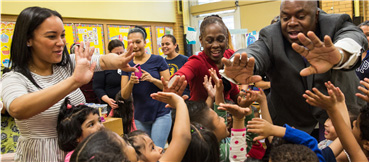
[{"xmin": 1, "ymin": 54, "xmax": 101, "ymax": 162}]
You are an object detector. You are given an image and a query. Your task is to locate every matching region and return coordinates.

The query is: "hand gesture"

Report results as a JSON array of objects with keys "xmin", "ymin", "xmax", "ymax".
[
  {"xmin": 140, "ymin": 69, "xmax": 153, "ymax": 82},
  {"xmin": 255, "ymin": 88, "xmax": 267, "ymax": 103},
  {"xmin": 247, "ymin": 118, "xmax": 275, "ymax": 141},
  {"xmin": 238, "ymin": 90, "xmax": 258, "ymax": 107},
  {"xmin": 292, "ymin": 31, "xmax": 342, "ymax": 76},
  {"xmin": 72, "ymin": 41, "xmax": 96, "ymax": 85},
  {"xmin": 106, "ymin": 98, "xmax": 118, "ymax": 109},
  {"xmin": 129, "ymin": 72, "xmax": 139, "ymax": 85},
  {"xmin": 162, "ymin": 75, "xmax": 188, "ymax": 100},
  {"xmin": 209, "ymin": 68, "xmax": 223, "ymax": 93},
  {"xmin": 221, "ymin": 52, "xmax": 262, "ymax": 84},
  {"xmin": 116, "ymin": 40, "xmax": 136, "ymax": 72},
  {"xmin": 151, "ymin": 92, "xmax": 185, "ymax": 108},
  {"xmin": 356, "ymin": 78, "xmax": 369, "ymax": 102},
  {"xmin": 218, "ymin": 103, "xmax": 252, "ymax": 120},
  {"xmin": 303, "ymin": 81, "xmax": 345, "ymax": 111},
  {"xmin": 203, "ymin": 75, "xmax": 215, "ymax": 99}
]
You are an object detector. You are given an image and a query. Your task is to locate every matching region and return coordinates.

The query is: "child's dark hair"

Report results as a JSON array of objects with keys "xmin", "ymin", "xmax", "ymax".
[
  {"xmin": 182, "ymin": 123, "xmax": 220, "ymax": 162},
  {"xmin": 108, "ymin": 39, "xmax": 125, "ymax": 52},
  {"xmin": 269, "ymin": 144, "xmax": 319, "ymax": 162},
  {"xmin": 347, "ymin": 103, "xmax": 360, "ymax": 129},
  {"xmin": 70, "ymin": 129, "xmax": 130, "ymax": 162},
  {"xmin": 113, "ymin": 91, "xmax": 133, "ymax": 134},
  {"xmin": 200, "ymin": 14, "xmax": 228, "ymax": 40},
  {"xmin": 359, "ymin": 104, "xmax": 369, "ymax": 141},
  {"xmin": 57, "ymin": 97, "xmax": 99, "ymax": 152},
  {"xmin": 162, "ymin": 34, "xmax": 179, "ymax": 53},
  {"xmin": 128, "ymin": 26, "xmax": 147, "ymax": 40},
  {"xmin": 126, "ymin": 130, "xmax": 149, "ymax": 162},
  {"xmin": 169, "ymin": 101, "xmax": 216, "ymax": 143}
]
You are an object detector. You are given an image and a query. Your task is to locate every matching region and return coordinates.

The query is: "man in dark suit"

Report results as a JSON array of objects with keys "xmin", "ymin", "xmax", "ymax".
[{"xmin": 221, "ymin": 0, "xmax": 368, "ymax": 135}]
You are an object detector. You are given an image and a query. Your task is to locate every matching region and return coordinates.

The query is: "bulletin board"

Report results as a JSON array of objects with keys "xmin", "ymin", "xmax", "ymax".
[
  {"xmin": 156, "ymin": 26, "xmax": 174, "ymax": 56},
  {"xmin": 1, "ymin": 21, "xmax": 15, "ymax": 67},
  {"xmin": 64, "ymin": 23, "xmax": 76, "ymax": 54},
  {"xmin": 75, "ymin": 24, "xmax": 105, "ymax": 55},
  {"xmin": 107, "ymin": 25, "xmax": 131, "ymax": 50},
  {"xmin": 143, "ymin": 26, "xmax": 153, "ymax": 55}
]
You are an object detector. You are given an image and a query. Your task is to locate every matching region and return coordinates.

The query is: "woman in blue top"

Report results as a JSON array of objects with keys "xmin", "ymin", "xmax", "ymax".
[{"xmin": 121, "ymin": 26, "xmax": 171, "ymax": 148}]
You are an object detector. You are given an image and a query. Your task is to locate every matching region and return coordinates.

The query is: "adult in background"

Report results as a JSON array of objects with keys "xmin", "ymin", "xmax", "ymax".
[
  {"xmin": 355, "ymin": 21, "xmax": 369, "ymax": 80},
  {"xmin": 1, "ymin": 7, "xmax": 136, "ymax": 161},
  {"xmin": 161, "ymin": 34, "xmax": 190, "ymax": 97},
  {"xmin": 120, "ymin": 26, "xmax": 171, "ymax": 148},
  {"xmin": 221, "ymin": 0, "xmax": 368, "ymax": 135},
  {"xmin": 93, "ymin": 39, "xmax": 125, "ymax": 114}
]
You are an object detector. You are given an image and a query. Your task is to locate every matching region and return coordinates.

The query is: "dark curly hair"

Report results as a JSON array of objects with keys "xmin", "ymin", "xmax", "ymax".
[
  {"xmin": 113, "ymin": 91, "xmax": 133, "ymax": 134},
  {"xmin": 57, "ymin": 97, "xmax": 99, "ymax": 152}
]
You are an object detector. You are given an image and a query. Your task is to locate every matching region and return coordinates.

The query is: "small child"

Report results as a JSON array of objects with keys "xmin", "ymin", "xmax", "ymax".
[
  {"xmin": 318, "ymin": 118, "xmax": 336, "ymax": 149},
  {"xmin": 270, "ymin": 144, "xmax": 319, "ymax": 161},
  {"xmin": 305, "ymin": 81, "xmax": 369, "ymax": 161},
  {"xmin": 126, "ymin": 92, "xmax": 190, "ymax": 162},
  {"xmin": 112, "ymin": 91, "xmax": 135, "ymax": 134},
  {"xmin": 70, "ymin": 129, "xmax": 137, "ymax": 162},
  {"xmin": 57, "ymin": 97, "xmax": 104, "ymax": 162},
  {"xmin": 181, "ymin": 123, "xmax": 220, "ymax": 162}
]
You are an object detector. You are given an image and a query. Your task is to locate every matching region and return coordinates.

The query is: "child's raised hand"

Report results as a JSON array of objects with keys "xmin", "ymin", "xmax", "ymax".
[
  {"xmin": 303, "ymin": 82, "xmax": 344, "ymax": 111},
  {"xmin": 218, "ymin": 103, "xmax": 252, "ymax": 120},
  {"xmin": 209, "ymin": 68, "xmax": 224, "ymax": 92},
  {"xmin": 237, "ymin": 90, "xmax": 258, "ymax": 107},
  {"xmin": 255, "ymin": 88, "xmax": 267, "ymax": 103},
  {"xmin": 356, "ymin": 78, "xmax": 369, "ymax": 102},
  {"xmin": 247, "ymin": 118, "xmax": 275, "ymax": 141},
  {"xmin": 203, "ymin": 75, "xmax": 215, "ymax": 99},
  {"xmin": 129, "ymin": 72, "xmax": 139, "ymax": 85},
  {"xmin": 151, "ymin": 92, "xmax": 184, "ymax": 109}
]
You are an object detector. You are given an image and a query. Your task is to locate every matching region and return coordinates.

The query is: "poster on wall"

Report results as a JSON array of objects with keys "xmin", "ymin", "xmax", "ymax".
[
  {"xmin": 75, "ymin": 24, "xmax": 105, "ymax": 55},
  {"xmin": 246, "ymin": 31, "xmax": 259, "ymax": 47},
  {"xmin": 156, "ymin": 26, "xmax": 173, "ymax": 56},
  {"xmin": 107, "ymin": 25, "xmax": 131, "ymax": 51},
  {"xmin": 1, "ymin": 21, "xmax": 15, "ymax": 67},
  {"xmin": 143, "ymin": 26, "xmax": 153, "ymax": 55},
  {"xmin": 64, "ymin": 23, "xmax": 76, "ymax": 54}
]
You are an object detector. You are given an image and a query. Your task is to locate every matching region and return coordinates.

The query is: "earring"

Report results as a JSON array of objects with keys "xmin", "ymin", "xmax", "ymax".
[{"xmin": 27, "ymin": 44, "xmax": 31, "ymax": 47}]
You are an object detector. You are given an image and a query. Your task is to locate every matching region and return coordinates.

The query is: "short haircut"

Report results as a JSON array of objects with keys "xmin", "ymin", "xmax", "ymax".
[
  {"xmin": 359, "ymin": 104, "xmax": 369, "ymax": 141},
  {"xmin": 358, "ymin": 20, "xmax": 369, "ymax": 28},
  {"xmin": 270, "ymin": 144, "xmax": 319, "ymax": 162}
]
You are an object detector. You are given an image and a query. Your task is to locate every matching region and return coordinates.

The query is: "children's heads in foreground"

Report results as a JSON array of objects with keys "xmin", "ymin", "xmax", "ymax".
[
  {"xmin": 126, "ymin": 130, "xmax": 163, "ymax": 162},
  {"xmin": 199, "ymin": 14, "xmax": 229, "ymax": 64},
  {"xmin": 185, "ymin": 100, "xmax": 228, "ymax": 141},
  {"xmin": 182, "ymin": 123, "xmax": 220, "ymax": 162},
  {"xmin": 269, "ymin": 144, "xmax": 319, "ymax": 162},
  {"xmin": 70, "ymin": 129, "xmax": 137, "ymax": 162},
  {"xmin": 57, "ymin": 97, "xmax": 103, "ymax": 152},
  {"xmin": 353, "ymin": 104, "xmax": 369, "ymax": 152}
]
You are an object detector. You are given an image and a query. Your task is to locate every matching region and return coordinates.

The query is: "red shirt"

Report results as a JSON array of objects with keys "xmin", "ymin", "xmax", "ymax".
[{"xmin": 174, "ymin": 49, "xmax": 239, "ymax": 102}]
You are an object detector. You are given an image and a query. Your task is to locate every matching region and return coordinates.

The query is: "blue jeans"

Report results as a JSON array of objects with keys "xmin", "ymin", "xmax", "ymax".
[{"xmin": 134, "ymin": 111, "xmax": 172, "ymax": 148}]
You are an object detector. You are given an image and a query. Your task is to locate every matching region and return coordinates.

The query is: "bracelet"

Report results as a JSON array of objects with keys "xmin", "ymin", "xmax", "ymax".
[{"xmin": 334, "ymin": 49, "xmax": 345, "ymax": 67}]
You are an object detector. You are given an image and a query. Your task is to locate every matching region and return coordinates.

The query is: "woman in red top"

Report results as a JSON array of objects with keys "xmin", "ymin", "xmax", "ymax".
[{"xmin": 173, "ymin": 15, "xmax": 239, "ymax": 102}]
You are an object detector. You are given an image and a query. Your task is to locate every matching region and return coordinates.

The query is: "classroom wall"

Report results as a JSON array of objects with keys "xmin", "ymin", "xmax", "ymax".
[
  {"xmin": 239, "ymin": 1, "xmax": 280, "ymax": 32},
  {"xmin": 1, "ymin": 1, "xmax": 176, "ymax": 23}
]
